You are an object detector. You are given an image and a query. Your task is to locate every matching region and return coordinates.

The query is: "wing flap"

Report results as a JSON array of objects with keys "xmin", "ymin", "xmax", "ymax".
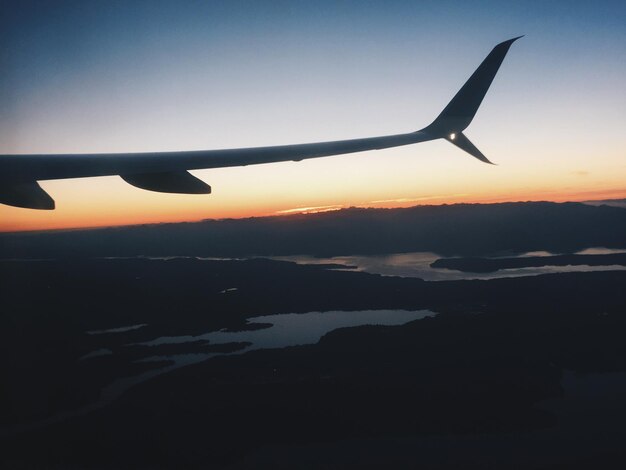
[
  {"xmin": 121, "ymin": 171, "xmax": 211, "ymax": 194},
  {"xmin": 0, "ymin": 181, "xmax": 55, "ymax": 210}
]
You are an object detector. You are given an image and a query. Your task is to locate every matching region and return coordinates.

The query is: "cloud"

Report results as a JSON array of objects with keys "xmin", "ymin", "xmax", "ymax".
[
  {"xmin": 275, "ymin": 204, "xmax": 343, "ymax": 215},
  {"xmin": 570, "ymin": 170, "xmax": 589, "ymax": 177},
  {"xmin": 369, "ymin": 193, "xmax": 469, "ymax": 204}
]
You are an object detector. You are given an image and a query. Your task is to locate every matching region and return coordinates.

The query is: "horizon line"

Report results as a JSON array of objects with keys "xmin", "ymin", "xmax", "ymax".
[{"xmin": 2, "ymin": 195, "xmax": 624, "ymax": 236}]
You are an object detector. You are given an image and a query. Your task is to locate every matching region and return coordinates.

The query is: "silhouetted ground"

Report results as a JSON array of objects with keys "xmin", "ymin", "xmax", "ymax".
[
  {"xmin": 2, "ymin": 201, "xmax": 625, "ymax": 258},
  {"xmin": 1, "ymin": 258, "xmax": 626, "ymax": 469}
]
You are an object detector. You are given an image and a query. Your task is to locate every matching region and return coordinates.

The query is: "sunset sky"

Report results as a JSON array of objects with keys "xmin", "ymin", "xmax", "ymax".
[{"xmin": 1, "ymin": 0, "xmax": 625, "ymax": 232}]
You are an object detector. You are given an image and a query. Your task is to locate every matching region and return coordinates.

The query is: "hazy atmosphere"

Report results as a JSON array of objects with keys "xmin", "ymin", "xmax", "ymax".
[{"xmin": 1, "ymin": 0, "xmax": 624, "ymax": 231}]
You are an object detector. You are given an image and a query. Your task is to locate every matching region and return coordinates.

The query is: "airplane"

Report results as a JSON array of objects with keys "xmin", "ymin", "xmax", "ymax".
[{"xmin": 0, "ymin": 37, "xmax": 521, "ymax": 210}]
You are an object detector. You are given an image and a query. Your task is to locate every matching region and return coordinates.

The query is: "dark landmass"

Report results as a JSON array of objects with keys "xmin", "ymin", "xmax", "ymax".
[
  {"xmin": 1, "ymin": 257, "xmax": 626, "ymax": 469},
  {"xmin": 1, "ymin": 201, "xmax": 625, "ymax": 259},
  {"xmin": 122, "ymin": 340, "xmax": 252, "ymax": 359},
  {"xmin": 583, "ymin": 198, "xmax": 626, "ymax": 209},
  {"xmin": 432, "ymin": 252, "xmax": 626, "ymax": 272}
]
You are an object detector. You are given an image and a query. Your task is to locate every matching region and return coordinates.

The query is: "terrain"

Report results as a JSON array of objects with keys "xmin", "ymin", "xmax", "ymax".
[
  {"xmin": 2, "ymin": 201, "xmax": 626, "ymax": 259},
  {"xmin": 1, "ymin": 201, "xmax": 626, "ymax": 469}
]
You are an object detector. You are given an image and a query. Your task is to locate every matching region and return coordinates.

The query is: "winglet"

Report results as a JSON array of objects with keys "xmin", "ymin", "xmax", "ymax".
[
  {"xmin": 423, "ymin": 36, "xmax": 522, "ymax": 163},
  {"xmin": 425, "ymin": 36, "xmax": 522, "ymax": 136}
]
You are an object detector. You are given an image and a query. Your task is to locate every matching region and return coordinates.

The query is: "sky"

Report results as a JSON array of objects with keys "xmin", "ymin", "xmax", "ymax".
[{"xmin": 1, "ymin": 0, "xmax": 625, "ymax": 232}]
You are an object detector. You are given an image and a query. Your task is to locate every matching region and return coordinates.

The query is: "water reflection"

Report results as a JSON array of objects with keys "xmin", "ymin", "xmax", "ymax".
[
  {"xmin": 118, "ymin": 310, "xmax": 435, "ymax": 404},
  {"xmin": 141, "ymin": 309, "xmax": 433, "ymax": 347},
  {"xmin": 268, "ymin": 248, "xmax": 626, "ymax": 281},
  {"xmin": 127, "ymin": 310, "xmax": 435, "ymax": 401},
  {"xmin": 13, "ymin": 309, "xmax": 434, "ymax": 435},
  {"xmin": 98, "ymin": 247, "xmax": 626, "ymax": 281}
]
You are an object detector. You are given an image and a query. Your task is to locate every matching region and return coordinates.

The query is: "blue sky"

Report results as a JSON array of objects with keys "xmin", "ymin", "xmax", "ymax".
[{"xmin": 1, "ymin": 0, "xmax": 625, "ymax": 230}]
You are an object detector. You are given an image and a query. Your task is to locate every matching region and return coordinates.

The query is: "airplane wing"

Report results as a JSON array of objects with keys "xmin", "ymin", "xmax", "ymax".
[{"xmin": 0, "ymin": 37, "xmax": 521, "ymax": 210}]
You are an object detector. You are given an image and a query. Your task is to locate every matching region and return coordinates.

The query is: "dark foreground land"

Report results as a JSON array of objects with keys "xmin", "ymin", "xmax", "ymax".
[{"xmin": 1, "ymin": 258, "xmax": 626, "ymax": 469}]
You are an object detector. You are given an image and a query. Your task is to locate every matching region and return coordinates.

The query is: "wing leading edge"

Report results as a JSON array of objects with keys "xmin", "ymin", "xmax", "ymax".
[{"xmin": 0, "ymin": 37, "xmax": 521, "ymax": 210}]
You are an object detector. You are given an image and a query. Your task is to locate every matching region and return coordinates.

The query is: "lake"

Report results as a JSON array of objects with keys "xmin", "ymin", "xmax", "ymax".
[{"xmin": 267, "ymin": 248, "xmax": 626, "ymax": 280}]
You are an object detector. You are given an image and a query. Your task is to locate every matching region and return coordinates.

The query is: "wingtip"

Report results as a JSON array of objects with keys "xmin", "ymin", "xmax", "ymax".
[{"xmin": 500, "ymin": 35, "xmax": 524, "ymax": 47}]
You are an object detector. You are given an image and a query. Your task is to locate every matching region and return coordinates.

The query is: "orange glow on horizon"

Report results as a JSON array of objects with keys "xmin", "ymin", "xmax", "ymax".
[{"xmin": 2, "ymin": 186, "xmax": 624, "ymax": 234}]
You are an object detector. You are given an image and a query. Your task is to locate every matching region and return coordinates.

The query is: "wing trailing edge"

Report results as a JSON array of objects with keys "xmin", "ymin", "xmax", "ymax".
[{"xmin": 424, "ymin": 36, "xmax": 522, "ymax": 164}]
